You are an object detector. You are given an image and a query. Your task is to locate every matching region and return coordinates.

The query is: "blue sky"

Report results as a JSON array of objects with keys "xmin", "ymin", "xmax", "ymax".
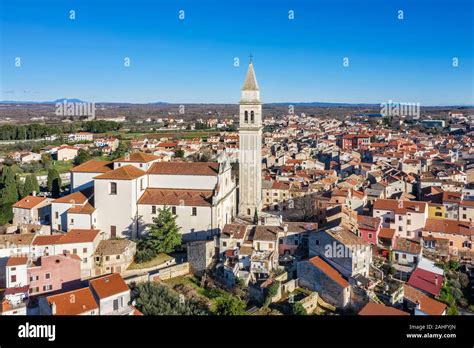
[{"xmin": 1, "ymin": 0, "xmax": 473, "ymax": 105}]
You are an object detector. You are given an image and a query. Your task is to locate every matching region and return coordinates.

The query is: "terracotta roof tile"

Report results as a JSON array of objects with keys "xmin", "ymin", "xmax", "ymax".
[
  {"xmin": 47, "ymin": 287, "xmax": 98, "ymax": 315},
  {"xmin": 358, "ymin": 302, "xmax": 409, "ymax": 316},
  {"xmin": 393, "ymin": 237, "xmax": 422, "ymax": 254},
  {"xmin": 6, "ymin": 256, "xmax": 28, "ymax": 266},
  {"xmin": 56, "ymin": 229, "xmax": 100, "ymax": 244},
  {"xmin": 148, "ymin": 161, "xmax": 219, "ymax": 176},
  {"xmin": 54, "ymin": 191, "xmax": 89, "ymax": 204},
  {"xmin": 373, "ymin": 199, "xmax": 426, "ymax": 214},
  {"xmin": 424, "ymin": 218, "xmax": 473, "ymax": 236},
  {"xmin": 378, "ymin": 228, "xmax": 395, "ymax": 239},
  {"xmin": 67, "ymin": 202, "xmax": 95, "ymax": 215},
  {"xmin": 12, "ymin": 196, "xmax": 47, "ymax": 209},
  {"xmin": 309, "ymin": 256, "xmax": 349, "ymax": 288},
  {"xmin": 32, "ymin": 234, "xmax": 63, "ymax": 246},
  {"xmin": 89, "ymin": 273, "xmax": 129, "ymax": 299},
  {"xmin": 114, "ymin": 152, "xmax": 159, "ymax": 163},
  {"xmin": 70, "ymin": 160, "xmax": 113, "ymax": 173},
  {"xmin": 138, "ymin": 188, "xmax": 213, "ymax": 207},
  {"xmin": 94, "ymin": 165, "xmax": 146, "ymax": 180},
  {"xmin": 403, "ymin": 284, "xmax": 447, "ymax": 315}
]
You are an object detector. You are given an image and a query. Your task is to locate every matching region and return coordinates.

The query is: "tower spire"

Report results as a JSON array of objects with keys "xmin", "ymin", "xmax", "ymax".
[{"xmin": 242, "ymin": 58, "xmax": 259, "ymax": 91}]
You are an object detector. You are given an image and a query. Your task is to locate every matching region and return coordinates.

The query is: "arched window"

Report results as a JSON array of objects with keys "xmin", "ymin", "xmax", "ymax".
[
  {"xmin": 247, "ymin": 208, "xmax": 251, "ymax": 216},
  {"xmin": 250, "ymin": 111, "xmax": 255, "ymax": 123},
  {"xmin": 244, "ymin": 111, "xmax": 248, "ymax": 122}
]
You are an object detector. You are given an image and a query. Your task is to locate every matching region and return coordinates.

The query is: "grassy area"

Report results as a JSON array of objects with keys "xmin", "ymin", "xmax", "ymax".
[
  {"xmin": 127, "ymin": 252, "xmax": 173, "ymax": 270},
  {"xmin": 20, "ymin": 160, "xmax": 73, "ymax": 176},
  {"xmin": 162, "ymin": 274, "xmax": 201, "ymax": 289}
]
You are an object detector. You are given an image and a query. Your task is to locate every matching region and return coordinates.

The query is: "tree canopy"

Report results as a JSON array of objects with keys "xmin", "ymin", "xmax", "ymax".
[
  {"xmin": 47, "ymin": 168, "xmax": 62, "ymax": 198},
  {"xmin": 136, "ymin": 206, "xmax": 182, "ymax": 263},
  {"xmin": 212, "ymin": 296, "xmax": 246, "ymax": 315},
  {"xmin": 132, "ymin": 282, "xmax": 208, "ymax": 315}
]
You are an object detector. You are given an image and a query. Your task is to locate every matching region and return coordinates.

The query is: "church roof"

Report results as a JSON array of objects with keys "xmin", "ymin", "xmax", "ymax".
[{"xmin": 242, "ymin": 62, "xmax": 259, "ymax": 91}]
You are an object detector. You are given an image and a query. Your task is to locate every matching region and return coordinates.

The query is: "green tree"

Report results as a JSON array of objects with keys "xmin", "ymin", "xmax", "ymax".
[
  {"xmin": 73, "ymin": 149, "xmax": 92, "ymax": 166},
  {"xmin": 174, "ymin": 149, "xmax": 185, "ymax": 158},
  {"xmin": 212, "ymin": 296, "xmax": 246, "ymax": 315},
  {"xmin": 22, "ymin": 174, "xmax": 40, "ymax": 197},
  {"xmin": 0, "ymin": 166, "xmax": 19, "ymax": 203},
  {"xmin": 263, "ymin": 281, "xmax": 280, "ymax": 307},
  {"xmin": 292, "ymin": 302, "xmax": 307, "ymax": 315},
  {"xmin": 253, "ymin": 208, "xmax": 259, "ymax": 224},
  {"xmin": 140, "ymin": 206, "xmax": 182, "ymax": 255},
  {"xmin": 47, "ymin": 169, "xmax": 62, "ymax": 198}
]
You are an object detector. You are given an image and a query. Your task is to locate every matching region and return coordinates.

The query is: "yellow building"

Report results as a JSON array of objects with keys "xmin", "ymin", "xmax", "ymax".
[{"xmin": 428, "ymin": 203, "xmax": 445, "ymax": 219}]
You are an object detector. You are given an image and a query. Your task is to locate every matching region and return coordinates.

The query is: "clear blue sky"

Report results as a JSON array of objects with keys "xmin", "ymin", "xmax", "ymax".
[{"xmin": 1, "ymin": 0, "xmax": 473, "ymax": 105}]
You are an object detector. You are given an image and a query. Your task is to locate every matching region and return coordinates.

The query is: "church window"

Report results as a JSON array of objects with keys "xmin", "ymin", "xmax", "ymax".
[
  {"xmin": 172, "ymin": 206, "xmax": 177, "ymax": 215},
  {"xmin": 110, "ymin": 182, "xmax": 117, "ymax": 195},
  {"xmin": 251, "ymin": 111, "xmax": 255, "ymax": 123},
  {"xmin": 152, "ymin": 205, "xmax": 156, "ymax": 214},
  {"xmin": 192, "ymin": 207, "xmax": 197, "ymax": 216},
  {"xmin": 247, "ymin": 208, "xmax": 251, "ymax": 215},
  {"xmin": 244, "ymin": 111, "xmax": 248, "ymax": 122}
]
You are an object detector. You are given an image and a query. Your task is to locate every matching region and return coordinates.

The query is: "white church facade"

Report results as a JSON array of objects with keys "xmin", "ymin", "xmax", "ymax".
[
  {"xmin": 14, "ymin": 61, "xmax": 263, "ymax": 243},
  {"xmin": 66, "ymin": 152, "xmax": 237, "ymax": 241}
]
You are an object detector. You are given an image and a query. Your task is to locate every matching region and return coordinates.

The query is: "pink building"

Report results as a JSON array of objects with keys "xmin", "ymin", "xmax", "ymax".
[
  {"xmin": 357, "ymin": 215, "xmax": 381, "ymax": 245},
  {"xmin": 27, "ymin": 253, "xmax": 82, "ymax": 296}
]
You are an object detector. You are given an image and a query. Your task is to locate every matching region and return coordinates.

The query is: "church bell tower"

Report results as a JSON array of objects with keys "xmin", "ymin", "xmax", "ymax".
[{"xmin": 238, "ymin": 58, "xmax": 262, "ymax": 219}]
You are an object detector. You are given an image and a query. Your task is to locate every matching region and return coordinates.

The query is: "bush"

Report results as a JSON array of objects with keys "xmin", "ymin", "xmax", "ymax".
[
  {"xmin": 292, "ymin": 302, "xmax": 307, "ymax": 315},
  {"xmin": 212, "ymin": 296, "xmax": 246, "ymax": 315},
  {"xmin": 447, "ymin": 305, "xmax": 458, "ymax": 315},
  {"xmin": 263, "ymin": 281, "xmax": 280, "ymax": 307},
  {"xmin": 133, "ymin": 282, "xmax": 208, "ymax": 315},
  {"xmin": 135, "ymin": 248, "xmax": 156, "ymax": 263}
]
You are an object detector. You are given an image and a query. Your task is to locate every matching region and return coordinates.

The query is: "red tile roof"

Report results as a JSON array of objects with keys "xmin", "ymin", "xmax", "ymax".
[
  {"xmin": 407, "ymin": 267, "xmax": 443, "ymax": 297},
  {"xmin": 6, "ymin": 256, "xmax": 28, "ymax": 266},
  {"xmin": 358, "ymin": 302, "xmax": 409, "ymax": 316},
  {"xmin": 67, "ymin": 202, "xmax": 95, "ymax": 215},
  {"xmin": 89, "ymin": 273, "xmax": 129, "ymax": 299},
  {"xmin": 403, "ymin": 284, "xmax": 447, "ymax": 315},
  {"xmin": 47, "ymin": 287, "xmax": 98, "ymax": 315},
  {"xmin": 70, "ymin": 160, "xmax": 113, "ymax": 173},
  {"xmin": 32, "ymin": 234, "xmax": 63, "ymax": 246},
  {"xmin": 392, "ymin": 237, "xmax": 422, "ymax": 254},
  {"xmin": 56, "ymin": 229, "xmax": 100, "ymax": 244},
  {"xmin": 12, "ymin": 196, "xmax": 47, "ymax": 209},
  {"xmin": 373, "ymin": 199, "xmax": 426, "ymax": 214},
  {"xmin": 114, "ymin": 152, "xmax": 159, "ymax": 163},
  {"xmin": 53, "ymin": 191, "xmax": 89, "ymax": 204},
  {"xmin": 94, "ymin": 165, "xmax": 146, "ymax": 180},
  {"xmin": 424, "ymin": 218, "xmax": 473, "ymax": 236},
  {"xmin": 357, "ymin": 215, "xmax": 381, "ymax": 231},
  {"xmin": 378, "ymin": 228, "xmax": 395, "ymax": 240},
  {"xmin": 148, "ymin": 161, "xmax": 219, "ymax": 176},
  {"xmin": 138, "ymin": 188, "xmax": 213, "ymax": 207},
  {"xmin": 309, "ymin": 256, "xmax": 349, "ymax": 288}
]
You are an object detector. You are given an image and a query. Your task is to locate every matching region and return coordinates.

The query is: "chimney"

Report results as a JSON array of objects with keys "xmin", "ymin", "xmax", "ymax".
[
  {"xmin": 32, "ymin": 191, "xmax": 36, "ymax": 197},
  {"xmin": 416, "ymin": 300, "xmax": 421, "ymax": 310},
  {"xmin": 434, "ymin": 275, "xmax": 438, "ymax": 286},
  {"xmin": 51, "ymin": 302, "xmax": 57, "ymax": 315}
]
